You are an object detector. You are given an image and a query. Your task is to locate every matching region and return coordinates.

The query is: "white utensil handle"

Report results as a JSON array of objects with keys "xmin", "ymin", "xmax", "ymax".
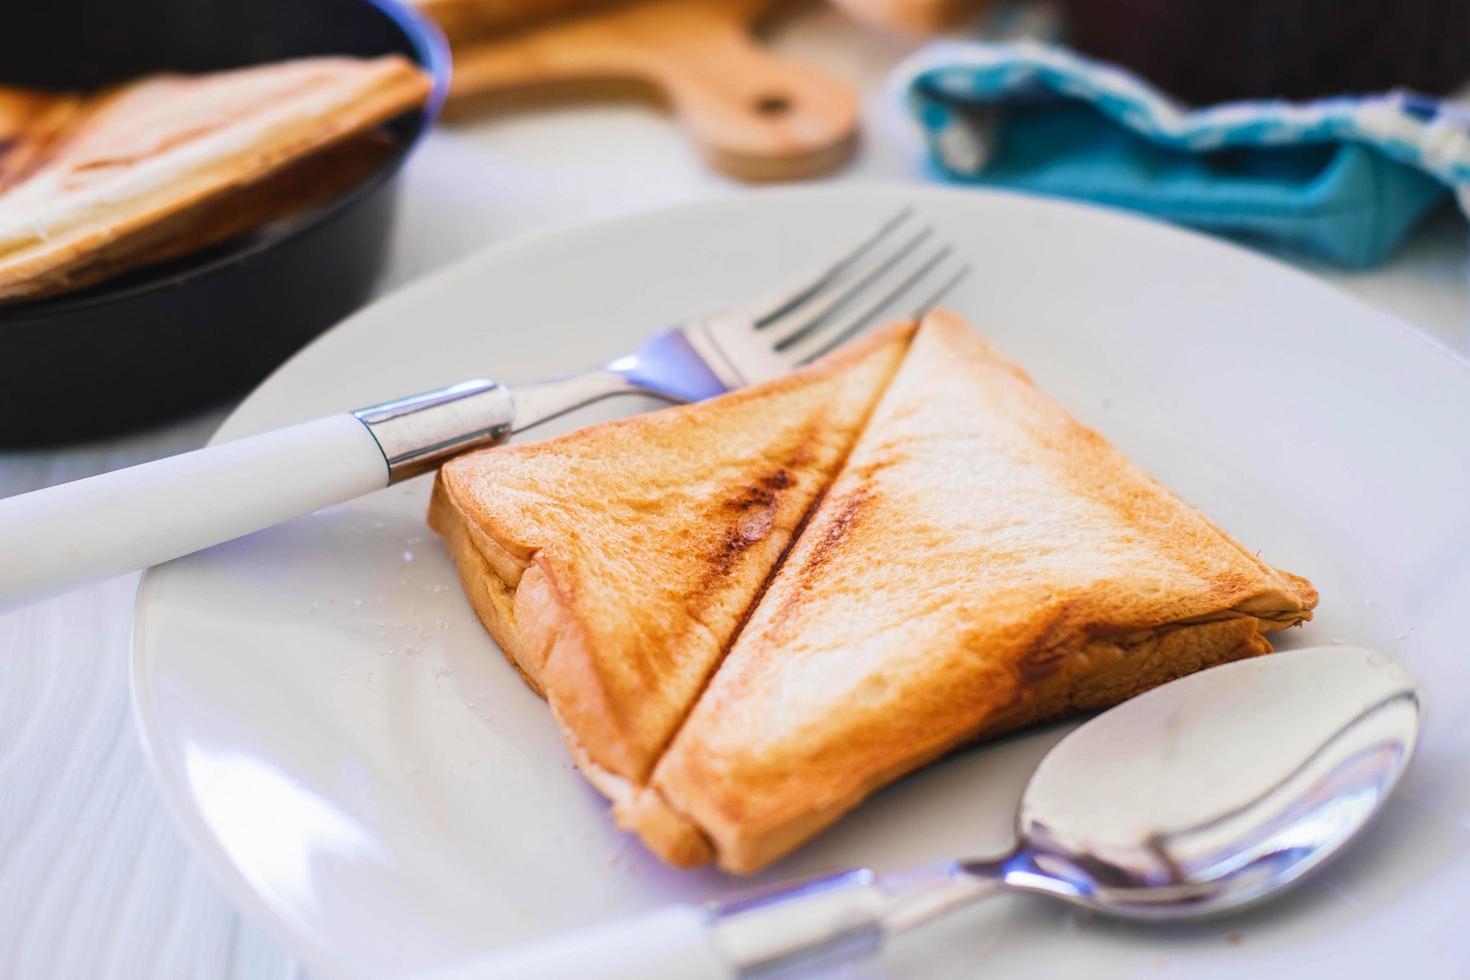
[
  {"xmin": 424, "ymin": 862, "xmax": 996, "ymax": 980},
  {"xmin": 0, "ymin": 379, "xmax": 523, "ymax": 611},
  {"xmin": 427, "ymin": 906, "xmax": 728, "ymax": 980},
  {"xmin": 0, "ymin": 414, "xmax": 388, "ymax": 609}
]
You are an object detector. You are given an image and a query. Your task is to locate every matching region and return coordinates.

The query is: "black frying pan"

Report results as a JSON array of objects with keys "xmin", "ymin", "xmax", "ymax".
[{"xmin": 0, "ymin": 0, "xmax": 449, "ymax": 445}]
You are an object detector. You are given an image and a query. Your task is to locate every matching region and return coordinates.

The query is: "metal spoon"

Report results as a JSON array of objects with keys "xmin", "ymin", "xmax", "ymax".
[{"xmin": 433, "ymin": 646, "xmax": 1420, "ymax": 979}]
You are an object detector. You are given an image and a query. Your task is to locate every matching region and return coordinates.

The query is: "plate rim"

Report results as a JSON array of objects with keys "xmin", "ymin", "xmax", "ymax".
[
  {"xmin": 205, "ymin": 182, "xmax": 1470, "ymax": 445},
  {"xmin": 128, "ymin": 182, "xmax": 1470, "ymax": 979}
]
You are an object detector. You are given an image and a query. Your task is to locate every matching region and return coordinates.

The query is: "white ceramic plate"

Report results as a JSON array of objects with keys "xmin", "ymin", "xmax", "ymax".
[{"xmin": 133, "ymin": 186, "xmax": 1470, "ymax": 979}]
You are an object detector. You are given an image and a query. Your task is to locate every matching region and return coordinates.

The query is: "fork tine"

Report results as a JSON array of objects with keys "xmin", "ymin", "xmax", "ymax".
[
  {"xmin": 748, "ymin": 207, "xmax": 915, "ymax": 327},
  {"xmin": 909, "ymin": 262, "xmax": 972, "ymax": 319},
  {"xmin": 764, "ymin": 226, "xmax": 935, "ymax": 350},
  {"xmin": 791, "ymin": 247, "xmax": 959, "ymax": 365},
  {"xmin": 682, "ymin": 209, "xmax": 968, "ymax": 391}
]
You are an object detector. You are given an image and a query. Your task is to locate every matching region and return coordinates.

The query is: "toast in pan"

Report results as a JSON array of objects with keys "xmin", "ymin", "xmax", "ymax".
[
  {"xmin": 639, "ymin": 311, "xmax": 1318, "ymax": 872},
  {"xmin": 429, "ymin": 322, "xmax": 914, "ymax": 863},
  {"xmin": 0, "ymin": 56, "xmax": 431, "ymax": 303},
  {"xmin": 0, "ymin": 87, "xmax": 87, "ymax": 195}
]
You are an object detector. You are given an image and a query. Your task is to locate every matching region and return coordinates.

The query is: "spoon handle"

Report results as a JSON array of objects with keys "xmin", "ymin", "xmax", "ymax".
[
  {"xmin": 422, "ymin": 860, "xmax": 1009, "ymax": 978},
  {"xmin": 707, "ymin": 860, "xmax": 1005, "ymax": 975}
]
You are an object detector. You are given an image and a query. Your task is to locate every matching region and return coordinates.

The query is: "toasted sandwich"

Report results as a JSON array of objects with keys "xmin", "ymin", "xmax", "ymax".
[
  {"xmin": 432, "ymin": 310, "xmax": 1317, "ymax": 873},
  {"xmin": 429, "ymin": 322, "xmax": 915, "ymax": 864},
  {"xmin": 640, "ymin": 311, "xmax": 1318, "ymax": 872},
  {"xmin": 0, "ymin": 56, "xmax": 431, "ymax": 302}
]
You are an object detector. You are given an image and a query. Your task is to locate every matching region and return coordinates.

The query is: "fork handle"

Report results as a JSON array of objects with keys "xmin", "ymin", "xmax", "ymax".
[{"xmin": 0, "ymin": 381, "xmax": 516, "ymax": 610}]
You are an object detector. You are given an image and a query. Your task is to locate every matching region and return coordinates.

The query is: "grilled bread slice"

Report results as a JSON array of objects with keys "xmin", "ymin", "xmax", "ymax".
[
  {"xmin": 639, "ymin": 311, "xmax": 1318, "ymax": 873},
  {"xmin": 0, "ymin": 87, "xmax": 86, "ymax": 195},
  {"xmin": 0, "ymin": 56, "xmax": 431, "ymax": 303},
  {"xmin": 429, "ymin": 322, "xmax": 915, "ymax": 862}
]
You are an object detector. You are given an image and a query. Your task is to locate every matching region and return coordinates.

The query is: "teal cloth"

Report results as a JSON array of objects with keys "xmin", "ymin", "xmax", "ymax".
[
  {"xmin": 902, "ymin": 42, "xmax": 1465, "ymax": 268},
  {"xmin": 962, "ymin": 103, "xmax": 1447, "ymax": 268}
]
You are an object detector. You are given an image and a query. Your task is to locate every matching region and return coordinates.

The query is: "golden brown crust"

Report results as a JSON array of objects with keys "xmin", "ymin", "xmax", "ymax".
[
  {"xmin": 430, "ymin": 321, "xmax": 915, "ymax": 782},
  {"xmin": 746, "ymin": 622, "xmax": 1272, "ymax": 874},
  {"xmin": 428, "ymin": 479, "xmax": 546, "ymax": 695},
  {"xmin": 553, "ymin": 711, "xmax": 715, "ymax": 867},
  {"xmin": 435, "ymin": 476, "xmax": 714, "ymax": 865},
  {"xmin": 0, "ymin": 56, "xmax": 431, "ymax": 302},
  {"xmin": 0, "ymin": 87, "xmax": 87, "ymax": 195},
  {"xmin": 646, "ymin": 310, "xmax": 1317, "ymax": 874}
]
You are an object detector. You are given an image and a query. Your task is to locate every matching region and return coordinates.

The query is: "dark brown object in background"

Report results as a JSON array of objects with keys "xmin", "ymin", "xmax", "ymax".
[{"xmin": 1062, "ymin": 0, "xmax": 1470, "ymax": 104}]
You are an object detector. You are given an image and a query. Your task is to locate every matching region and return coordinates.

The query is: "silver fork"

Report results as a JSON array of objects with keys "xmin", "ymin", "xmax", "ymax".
[{"xmin": 0, "ymin": 209, "xmax": 966, "ymax": 609}]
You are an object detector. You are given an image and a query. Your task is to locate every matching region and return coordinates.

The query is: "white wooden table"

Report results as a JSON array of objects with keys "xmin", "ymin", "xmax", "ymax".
[{"xmin": 2, "ymin": 9, "xmax": 1466, "ymax": 978}]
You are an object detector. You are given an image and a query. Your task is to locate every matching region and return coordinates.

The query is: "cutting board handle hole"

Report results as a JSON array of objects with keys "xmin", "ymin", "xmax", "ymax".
[{"xmin": 753, "ymin": 94, "xmax": 792, "ymax": 117}]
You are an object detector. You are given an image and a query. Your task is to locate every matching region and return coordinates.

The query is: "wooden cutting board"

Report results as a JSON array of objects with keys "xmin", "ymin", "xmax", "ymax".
[
  {"xmin": 829, "ymin": 0, "xmax": 986, "ymax": 33},
  {"xmin": 428, "ymin": 0, "xmax": 859, "ymax": 181}
]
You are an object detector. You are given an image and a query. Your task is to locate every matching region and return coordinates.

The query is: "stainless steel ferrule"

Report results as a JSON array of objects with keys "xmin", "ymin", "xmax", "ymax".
[
  {"xmin": 706, "ymin": 861, "xmax": 995, "ymax": 977},
  {"xmin": 709, "ymin": 869, "xmax": 886, "ymax": 977},
  {"xmin": 352, "ymin": 380, "xmax": 516, "ymax": 483}
]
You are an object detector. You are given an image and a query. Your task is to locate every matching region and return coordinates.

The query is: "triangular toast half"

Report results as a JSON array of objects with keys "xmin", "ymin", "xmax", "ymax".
[
  {"xmin": 0, "ymin": 56, "xmax": 431, "ymax": 302},
  {"xmin": 429, "ymin": 322, "xmax": 915, "ymax": 861},
  {"xmin": 641, "ymin": 311, "xmax": 1318, "ymax": 872}
]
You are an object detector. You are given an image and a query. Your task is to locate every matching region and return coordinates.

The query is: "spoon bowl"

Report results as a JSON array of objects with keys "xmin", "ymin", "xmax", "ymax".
[{"xmin": 994, "ymin": 645, "xmax": 1420, "ymax": 919}]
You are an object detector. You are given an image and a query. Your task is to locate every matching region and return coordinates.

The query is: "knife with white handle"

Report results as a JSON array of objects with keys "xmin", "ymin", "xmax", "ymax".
[{"xmin": 0, "ymin": 372, "xmax": 624, "ymax": 610}]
